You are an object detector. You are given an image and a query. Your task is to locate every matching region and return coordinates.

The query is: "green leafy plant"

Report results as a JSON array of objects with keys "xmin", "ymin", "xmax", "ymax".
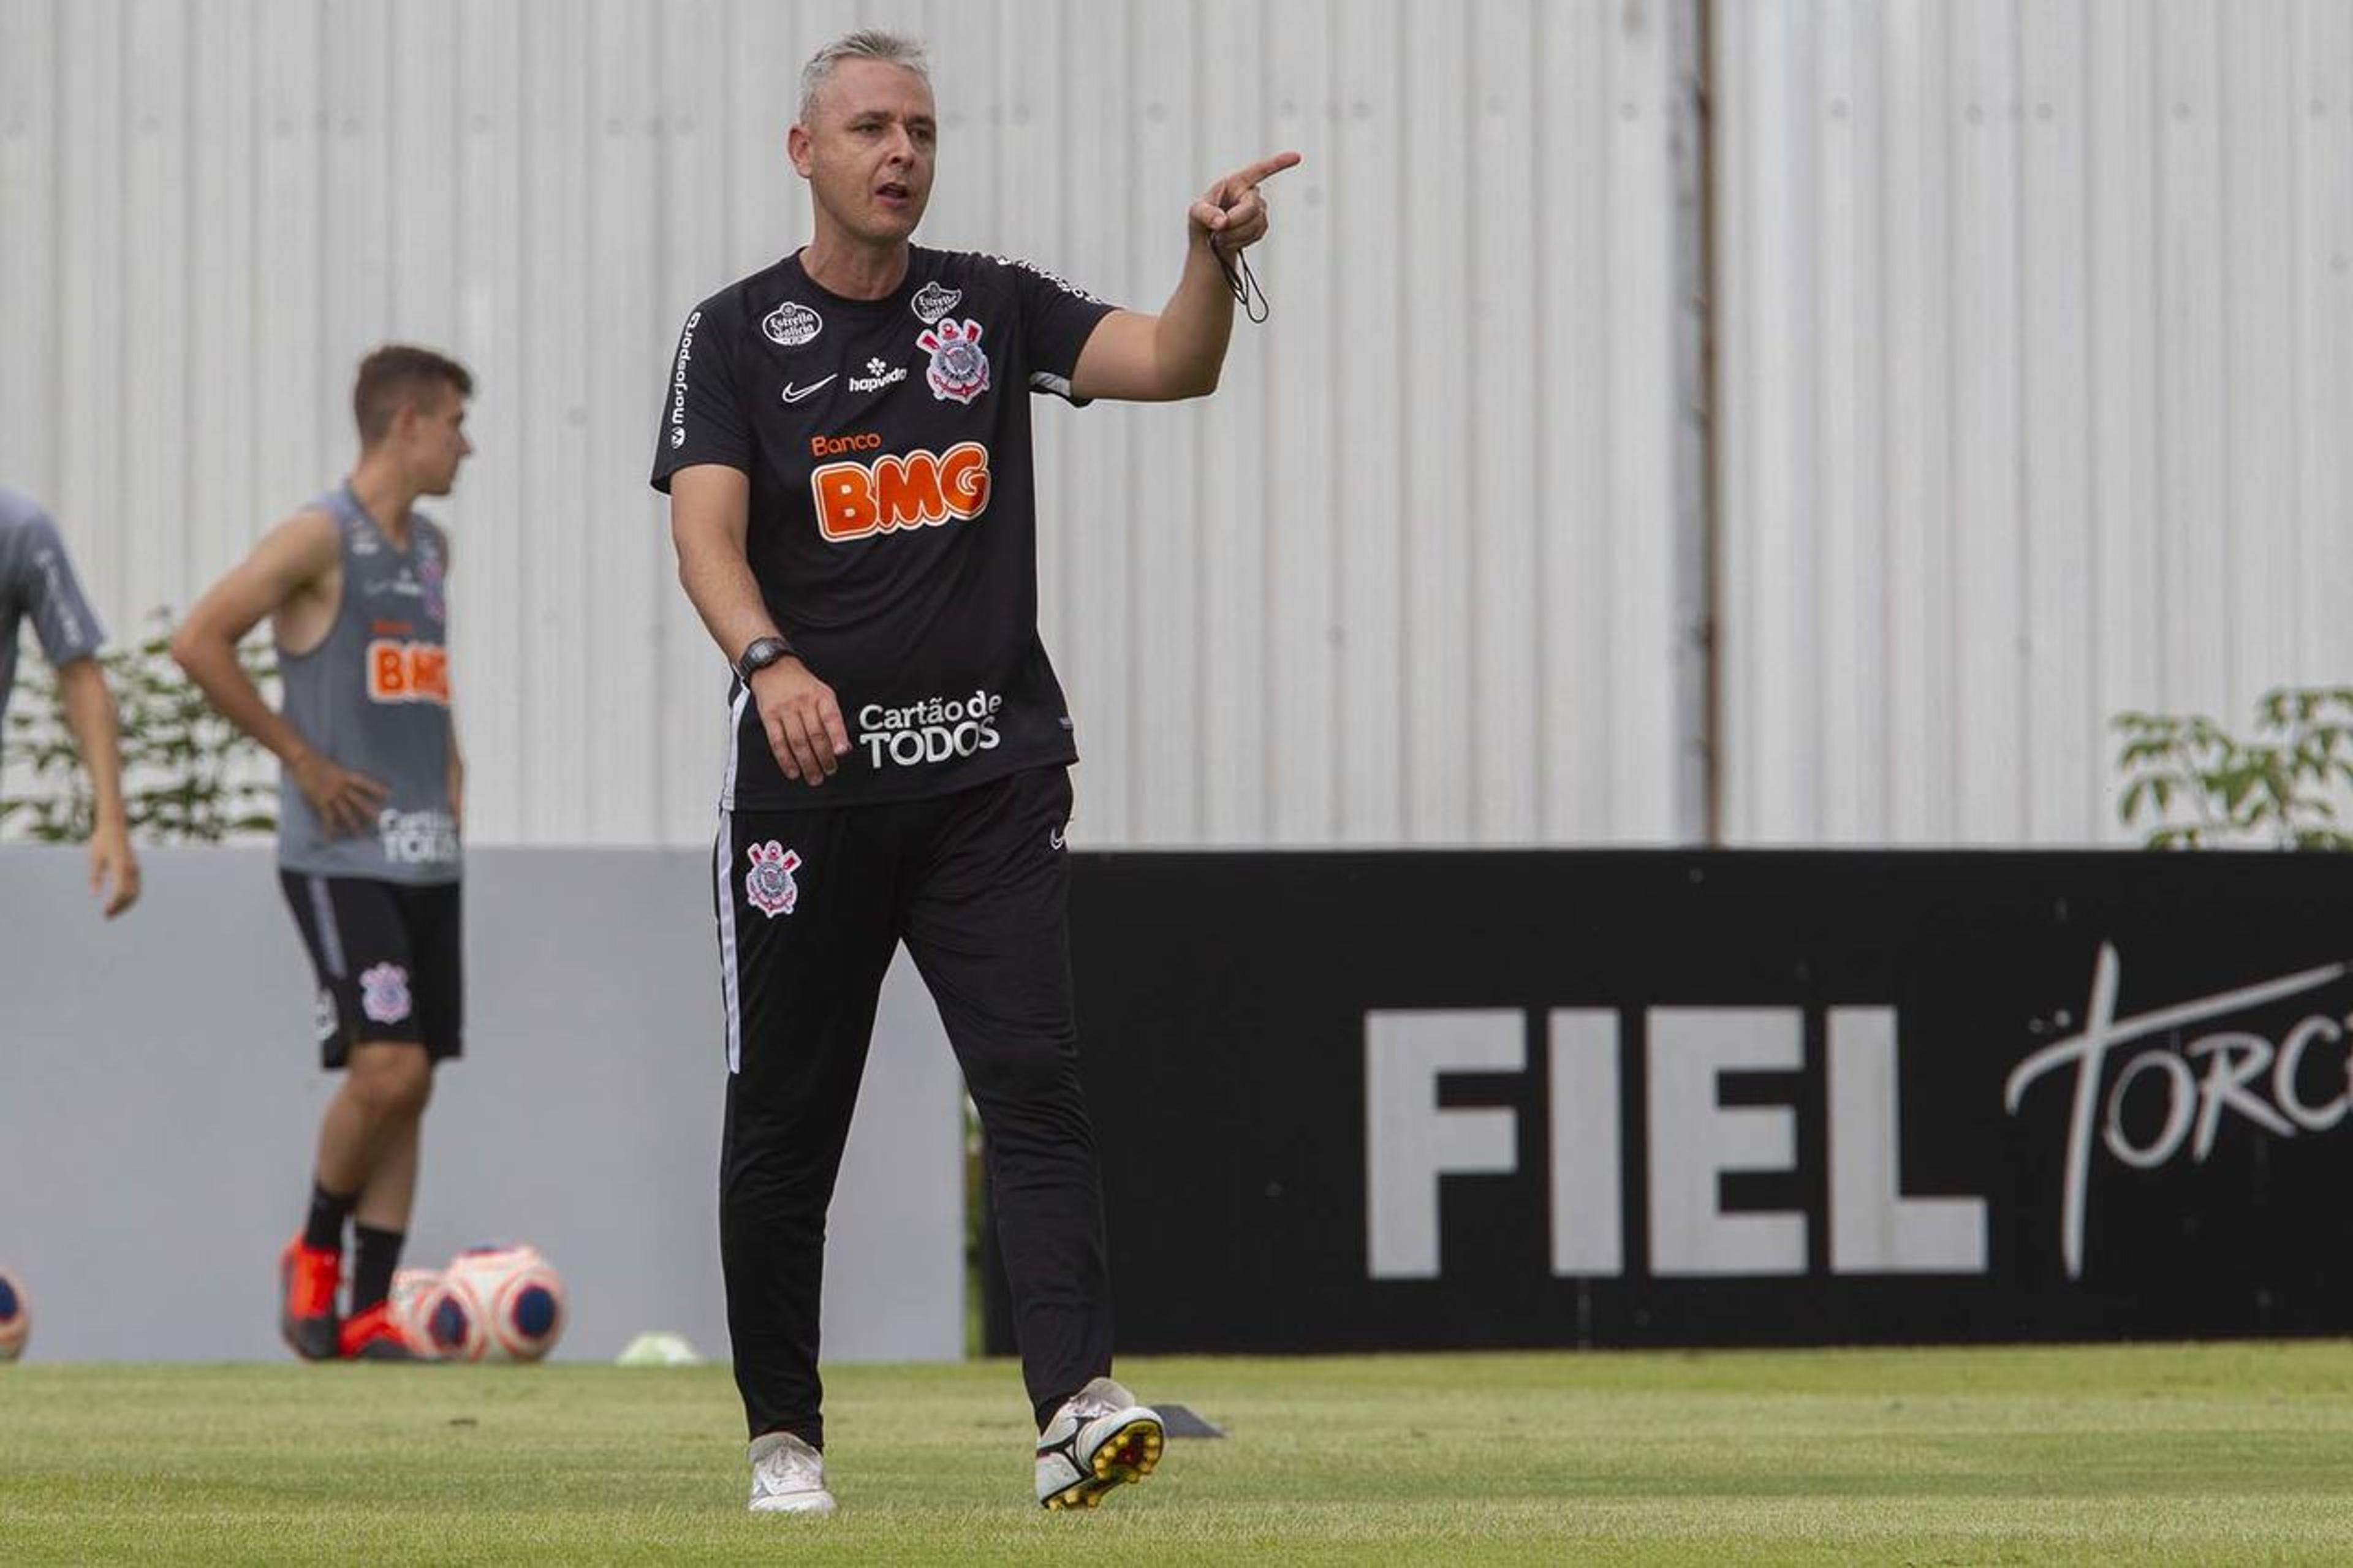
[
  {"xmin": 2113, "ymin": 687, "xmax": 2353, "ymax": 850},
  {"xmin": 1, "ymin": 609, "xmax": 278, "ymax": 844}
]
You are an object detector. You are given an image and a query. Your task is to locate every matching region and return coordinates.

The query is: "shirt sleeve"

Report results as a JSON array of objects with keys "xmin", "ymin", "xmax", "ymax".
[
  {"xmin": 650, "ymin": 295, "xmax": 755, "ymax": 493},
  {"xmin": 13, "ymin": 511, "xmax": 106, "ymax": 667},
  {"xmin": 1002, "ymin": 257, "xmax": 1120, "ymax": 404}
]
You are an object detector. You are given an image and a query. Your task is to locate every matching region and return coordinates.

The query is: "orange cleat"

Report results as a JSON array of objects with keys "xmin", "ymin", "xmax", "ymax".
[
  {"xmin": 279, "ymin": 1237, "xmax": 342, "ymax": 1362},
  {"xmin": 338, "ymin": 1300, "xmax": 429, "ymax": 1362}
]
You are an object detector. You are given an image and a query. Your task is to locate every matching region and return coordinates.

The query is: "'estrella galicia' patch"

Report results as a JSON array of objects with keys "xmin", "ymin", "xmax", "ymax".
[
  {"xmin": 763, "ymin": 301, "xmax": 822, "ymax": 347},
  {"xmin": 911, "ymin": 281, "xmax": 963, "ymax": 325}
]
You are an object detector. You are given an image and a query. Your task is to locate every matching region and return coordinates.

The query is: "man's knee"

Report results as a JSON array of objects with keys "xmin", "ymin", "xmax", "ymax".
[
  {"xmin": 347, "ymin": 1044, "xmax": 434, "ymax": 1119},
  {"xmin": 964, "ymin": 1032, "xmax": 1082, "ymax": 1105},
  {"xmin": 968, "ymin": 1044, "xmax": 1092, "ymax": 1148}
]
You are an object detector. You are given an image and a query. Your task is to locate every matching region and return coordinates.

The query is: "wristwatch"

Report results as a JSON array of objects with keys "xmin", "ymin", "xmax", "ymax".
[{"xmin": 733, "ymin": 635, "xmax": 796, "ymax": 684}]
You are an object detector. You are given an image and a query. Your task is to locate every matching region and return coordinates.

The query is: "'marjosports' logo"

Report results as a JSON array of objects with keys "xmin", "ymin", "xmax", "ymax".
[
  {"xmin": 416, "ymin": 541, "xmax": 446, "ymax": 623},
  {"xmin": 809, "ymin": 442, "xmax": 991, "ymax": 542},
  {"xmin": 668, "ymin": 309, "xmax": 700, "ymax": 449},
  {"xmin": 367, "ymin": 640, "xmax": 450, "ymax": 705}
]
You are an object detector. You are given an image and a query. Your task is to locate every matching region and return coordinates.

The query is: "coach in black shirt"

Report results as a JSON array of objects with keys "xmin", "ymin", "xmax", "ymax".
[{"xmin": 651, "ymin": 28, "xmax": 1294, "ymax": 1516}]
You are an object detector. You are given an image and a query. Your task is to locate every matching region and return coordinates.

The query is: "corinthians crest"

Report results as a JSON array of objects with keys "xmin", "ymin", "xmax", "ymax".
[
  {"xmin": 744, "ymin": 841, "xmax": 802, "ymax": 918},
  {"xmin": 917, "ymin": 318, "xmax": 991, "ymax": 404},
  {"xmin": 358, "ymin": 962, "xmax": 412, "ymax": 1025}
]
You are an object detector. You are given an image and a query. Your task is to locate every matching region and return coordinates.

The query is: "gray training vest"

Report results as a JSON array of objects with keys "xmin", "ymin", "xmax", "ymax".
[{"xmin": 275, "ymin": 483, "xmax": 460, "ymax": 885}]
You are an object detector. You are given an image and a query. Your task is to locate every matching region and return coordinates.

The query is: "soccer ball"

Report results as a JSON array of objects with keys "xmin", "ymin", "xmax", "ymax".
[
  {"xmin": 438, "ymin": 1244, "xmax": 566, "ymax": 1363},
  {"xmin": 0, "ymin": 1268, "xmax": 28, "ymax": 1363},
  {"xmin": 387, "ymin": 1268, "xmax": 448, "ymax": 1358},
  {"xmin": 397, "ymin": 1266, "xmax": 488, "ymax": 1362}
]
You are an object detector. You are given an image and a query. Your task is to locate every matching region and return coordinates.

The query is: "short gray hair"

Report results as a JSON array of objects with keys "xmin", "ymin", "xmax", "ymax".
[{"xmin": 798, "ymin": 30, "xmax": 931, "ymax": 124}]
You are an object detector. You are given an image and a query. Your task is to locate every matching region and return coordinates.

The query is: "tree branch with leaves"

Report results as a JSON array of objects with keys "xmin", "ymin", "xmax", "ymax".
[
  {"xmin": 2113, "ymin": 688, "xmax": 2353, "ymax": 850},
  {"xmin": 1, "ymin": 609, "xmax": 278, "ymax": 845}
]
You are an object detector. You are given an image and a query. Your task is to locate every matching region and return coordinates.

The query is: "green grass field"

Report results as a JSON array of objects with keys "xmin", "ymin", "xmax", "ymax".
[{"xmin": 6, "ymin": 1343, "xmax": 2353, "ymax": 1562}]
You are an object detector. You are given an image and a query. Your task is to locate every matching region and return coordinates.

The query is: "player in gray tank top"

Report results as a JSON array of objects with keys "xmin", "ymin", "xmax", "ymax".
[
  {"xmin": 172, "ymin": 346, "xmax": 476, "ymax": 1363},
  {"xmin": 274, "ymin": 481, "xmax": 458, "ymax": 885}
]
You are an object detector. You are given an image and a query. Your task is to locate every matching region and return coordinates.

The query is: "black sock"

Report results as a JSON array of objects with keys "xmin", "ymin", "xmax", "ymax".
[
  {"xmin": 303, "ymin": 1182, "xmax": 356, "ymax": 1252},
  {"xmin": 351, "ymin": 1225, "xmax": 405, "ymax": 1313}
]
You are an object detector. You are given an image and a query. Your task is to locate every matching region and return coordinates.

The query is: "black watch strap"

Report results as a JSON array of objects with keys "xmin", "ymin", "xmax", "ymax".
[{"xmin": 733, "ymin": 635, "xmax": 795, "ymax": 683}]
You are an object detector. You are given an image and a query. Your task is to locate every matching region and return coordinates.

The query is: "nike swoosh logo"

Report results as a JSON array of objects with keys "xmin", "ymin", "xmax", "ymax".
[
  {"xmin": 781, "ymin": 376, "xmax": 836, "ymax": 403},
  {"xmin": 1049, "ymin": 827, "xmax": 1067, "ymax": 850}
]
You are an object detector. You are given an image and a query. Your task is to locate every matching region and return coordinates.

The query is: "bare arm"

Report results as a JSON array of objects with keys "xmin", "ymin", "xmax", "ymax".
[
  {"xmin": 1071, "ymin": 150, "xmax": 1300, "ymax": 403},
  {"xmin": 669, "ymin": 464, "xmax": 850, "ymax": 785},
  {"xmin": 170, "ymin": 510, "xmax": 387, "ymax": 835},
  {"xmin": 55, "ymin": 657, "xmax": 139, "ymax": 917},
  {"xmin": 670, "ymin": 466, "xmax": 781, "ymax": 668}
]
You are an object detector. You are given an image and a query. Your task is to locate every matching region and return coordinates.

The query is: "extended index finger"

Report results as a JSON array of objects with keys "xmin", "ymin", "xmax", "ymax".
[{"xmin": 1228, "ymin": 150, "xmax": 1303, "ymax": 191}]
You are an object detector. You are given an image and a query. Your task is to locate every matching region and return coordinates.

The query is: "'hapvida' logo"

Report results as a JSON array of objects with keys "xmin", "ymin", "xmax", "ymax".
[
  {"xmin": 2004, "ymin": 942, "xmax": 2353, "ymax": 1278},
  {"xmin": 744, "ymin": 841, "xmax": 801, "ymax": 917}
]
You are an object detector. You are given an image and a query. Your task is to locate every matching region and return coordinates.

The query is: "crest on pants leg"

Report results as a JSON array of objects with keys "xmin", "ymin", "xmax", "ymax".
[
  {"xmin": 745, "ymin": 841, "xmax": 802, "ymax": 918},
  {"xmin": 359, "ymin": 962, "xmax": 412, "ymax": 1025}
]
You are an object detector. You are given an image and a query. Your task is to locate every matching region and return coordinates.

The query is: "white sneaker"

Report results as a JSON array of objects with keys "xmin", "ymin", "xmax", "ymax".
[
  {"xmin": 748, "ymin": 1431, "xmax": 838, "ymax": 1515},
  {"xmin": 1034, "ymin": 1376, "xmax": 1164, "ymax": 1510}
]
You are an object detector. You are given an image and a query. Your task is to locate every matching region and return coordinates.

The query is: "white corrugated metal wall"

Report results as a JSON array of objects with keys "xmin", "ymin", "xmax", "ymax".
[
  {"xmin": 0, "ymin": 0, "xmax": 1694, "ymax": 848},
  {"xmin": 21, "ymin": 2, "xmax": 2334, "ymax": 852},
  {"xmin": 1715, "ymin": 0, "xmax": 2353, "ymax": 844}
]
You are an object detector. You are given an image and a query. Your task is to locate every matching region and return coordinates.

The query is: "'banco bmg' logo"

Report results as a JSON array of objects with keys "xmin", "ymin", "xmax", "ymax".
[
  {"xmin": 858, "ymin": 689, "xmax": 1004, "ymax": 770},
  {"xmin": 809, "ymin": 442, "xmax": 991, "ymax": 542}
]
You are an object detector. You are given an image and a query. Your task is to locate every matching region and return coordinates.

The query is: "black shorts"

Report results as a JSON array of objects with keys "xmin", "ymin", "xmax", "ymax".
[{"xmin": 279, "ymin": 871, "xmax": 464, "ymax": 1068}]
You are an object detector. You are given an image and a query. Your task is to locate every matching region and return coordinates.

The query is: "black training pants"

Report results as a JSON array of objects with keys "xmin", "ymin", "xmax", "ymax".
[{"xmin": 711, "ymin": 764, "xmax": 1111, "ymax": 1447}]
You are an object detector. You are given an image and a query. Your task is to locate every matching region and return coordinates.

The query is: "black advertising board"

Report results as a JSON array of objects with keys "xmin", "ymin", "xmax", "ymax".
[{"xmin": 981, "ymin": 852, "xmax": 2353, "ymax": 1353}]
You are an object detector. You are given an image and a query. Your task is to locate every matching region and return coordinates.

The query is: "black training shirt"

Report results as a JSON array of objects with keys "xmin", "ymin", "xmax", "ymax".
[{"xmin": 651, "ymin": 245, "xmax": 1117, "ymax": 809}]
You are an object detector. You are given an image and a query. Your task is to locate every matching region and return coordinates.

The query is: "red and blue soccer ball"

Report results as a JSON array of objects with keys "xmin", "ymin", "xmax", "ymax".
[
  {"xmin": 0, "ymin": 1267, "xmax": 28, "ymax": 1363},
  {"xmin": 392, "ymin": 1244, "xmax": 566, "ymax": 1363}
]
